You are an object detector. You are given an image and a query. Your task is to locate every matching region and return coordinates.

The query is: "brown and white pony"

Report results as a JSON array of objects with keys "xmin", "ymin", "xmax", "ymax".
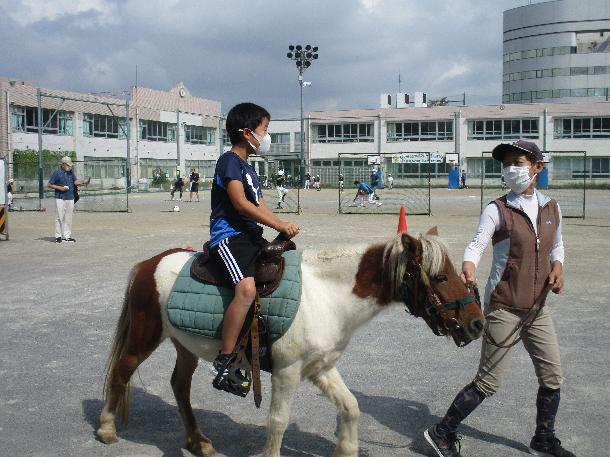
[{"xmin": 97, "ymin": 228, "xmax": 485, "ymax": 457}]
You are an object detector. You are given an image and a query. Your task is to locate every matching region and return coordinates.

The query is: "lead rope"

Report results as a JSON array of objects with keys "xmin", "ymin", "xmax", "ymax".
[{"xmin": 483, "ymin": 283, "xmax": 553, "ymax": 349}]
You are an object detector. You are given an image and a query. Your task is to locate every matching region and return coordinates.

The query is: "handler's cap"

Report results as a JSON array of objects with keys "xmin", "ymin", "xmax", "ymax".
[
  {"xmin": 60, "ymin": 156, "xmax": 74, "ymax": 167},
  {"xmin": 492, "ymin": 140, "xmax": 543, "ymax": 163}
]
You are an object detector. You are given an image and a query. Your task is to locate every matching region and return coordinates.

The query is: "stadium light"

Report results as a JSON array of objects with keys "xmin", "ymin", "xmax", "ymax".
[{"xmin": 286, "ymin": 44, "xmax": 319, "ymax": 185}]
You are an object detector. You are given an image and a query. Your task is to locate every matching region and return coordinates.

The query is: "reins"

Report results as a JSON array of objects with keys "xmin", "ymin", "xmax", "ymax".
[{"xmin": 483, "ymin": 283, "xmax": 553, "ymax": 349}]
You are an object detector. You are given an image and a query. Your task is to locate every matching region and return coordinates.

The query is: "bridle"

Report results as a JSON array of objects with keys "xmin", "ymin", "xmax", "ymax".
[{"xmin": 399, "ymin": 256, "xmax": 481, "ymax": 347}]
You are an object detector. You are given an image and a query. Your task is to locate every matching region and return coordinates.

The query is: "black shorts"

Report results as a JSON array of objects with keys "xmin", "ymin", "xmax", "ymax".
[
  {"xmin": 191, "ymin": 182, "xmax": 199, "ymax": 192},
  {"xmin": 211, "ymin": 230, "xmax": 266, "ymax": 284}
]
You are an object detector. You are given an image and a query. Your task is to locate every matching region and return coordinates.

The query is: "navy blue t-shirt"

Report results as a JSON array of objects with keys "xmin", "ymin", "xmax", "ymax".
[
  {"xmin": 209, "ymin": 151, "xmax": 263, "ymax": 247},
  {"xmin": 49, "ymin": 168, "xmax": 76, "ymax": 200}
]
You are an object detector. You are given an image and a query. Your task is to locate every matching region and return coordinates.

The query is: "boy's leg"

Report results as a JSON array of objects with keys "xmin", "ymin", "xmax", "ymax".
[{"xmin": 220, "ymin": 277, "xmax": 256, "ymax": 354}]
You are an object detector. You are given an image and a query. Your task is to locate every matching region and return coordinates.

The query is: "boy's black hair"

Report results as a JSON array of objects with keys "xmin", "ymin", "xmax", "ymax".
[
  {"xmin": 354, "ymin": 180, "xmax": 360, "ymax": 185},
  {"xmin": 226, "ymin": 102, "xmax": 271, "ymax": 146}
]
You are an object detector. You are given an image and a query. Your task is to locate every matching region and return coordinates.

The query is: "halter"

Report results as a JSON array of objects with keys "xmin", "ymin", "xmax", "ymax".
[{"xmin": 399, "ymin": 257, "xmax": 481, "ymax": 345}]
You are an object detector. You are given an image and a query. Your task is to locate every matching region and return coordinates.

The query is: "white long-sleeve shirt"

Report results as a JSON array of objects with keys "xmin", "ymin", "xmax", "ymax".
[{"xmin": 464, "ymin": 192, "xmax": 564, "ymax": 267}]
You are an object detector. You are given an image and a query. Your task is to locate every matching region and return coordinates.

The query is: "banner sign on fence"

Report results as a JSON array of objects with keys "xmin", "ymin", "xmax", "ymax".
[{"xmin": 391, "ymin": 152, "xmax": 445, "ymax": 164}]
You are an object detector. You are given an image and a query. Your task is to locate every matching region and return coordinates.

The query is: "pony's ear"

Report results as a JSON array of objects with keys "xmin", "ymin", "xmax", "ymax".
[
  {"xmin": 401, "ymin": 233, "xmax": 420, "ymax": 256},
  {"xmin": 426, "ymin": 226, "xmax": 439, "ymax": 236}
]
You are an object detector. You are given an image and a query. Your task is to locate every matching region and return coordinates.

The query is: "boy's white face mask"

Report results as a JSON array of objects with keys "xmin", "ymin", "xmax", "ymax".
[
  {"xmin": 502, "ymin": 165, "xmax": 535, "ymax": 194},
  {"xmin": 250, "ymin": 131, "xmax": 271, "ymax": 154}
]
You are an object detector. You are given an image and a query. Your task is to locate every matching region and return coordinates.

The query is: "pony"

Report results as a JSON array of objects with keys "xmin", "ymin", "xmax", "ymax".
[{"xmin": 97, "ymin": 227, "xmax": 485, "ymax": 457}]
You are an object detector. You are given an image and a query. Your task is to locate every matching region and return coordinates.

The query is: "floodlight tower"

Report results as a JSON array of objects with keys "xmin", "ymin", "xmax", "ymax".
[{"xmin": 286, "ymin": 44, "xmax": 318, "ymax": 184}]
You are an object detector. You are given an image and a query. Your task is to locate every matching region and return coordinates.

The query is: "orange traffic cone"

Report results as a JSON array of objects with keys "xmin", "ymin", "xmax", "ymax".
[{"xmin": 397, "ymin": 205, "xmax": 408, "ymax": 233}]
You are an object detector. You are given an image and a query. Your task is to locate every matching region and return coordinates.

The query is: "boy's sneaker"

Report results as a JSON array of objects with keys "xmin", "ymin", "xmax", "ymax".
[
  {"xmin": 376, "ymin": 202, "xmax": 383, "ymax": 206},
  {"xmin": 424, "ymin": 425, "xmax": 462, "ymax": 457},
  {"xmin": 55, "ymin": 237, "xmax": 62, "ymax": 243},
  {"xmin": 212, "ymin": 353, "xmax": 250, "ymax": 397},
  {"xmin": 63, "ymin": 238, "xmax": 76, "ymax": 243},
  {"xmin": 529, "ymin": 435, "xmax": 576, "ymax": 457}
]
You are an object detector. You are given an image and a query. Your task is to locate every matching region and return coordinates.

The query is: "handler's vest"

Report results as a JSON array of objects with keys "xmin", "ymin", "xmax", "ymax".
[{"xmin": 488, "ymin": 193, "xmax": 560, "ymax": 311}]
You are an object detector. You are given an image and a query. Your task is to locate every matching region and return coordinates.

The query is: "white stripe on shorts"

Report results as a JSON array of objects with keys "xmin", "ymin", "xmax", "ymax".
[
  {"xmin": 217, "ymin": 239, "xmax": 238, "ymax": 283},
  {"xmin": 218, "ymin": 239, "xmax": 244, "ymax": 284},
  {"xmin": 220, "ymin": 239, "xmax": 244, "ymax": 282}
]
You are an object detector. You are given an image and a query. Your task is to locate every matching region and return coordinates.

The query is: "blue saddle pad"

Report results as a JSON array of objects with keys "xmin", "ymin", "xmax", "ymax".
[{"xmin": 167, "ymin": 250, "xmax": 302, "ymax": 342}]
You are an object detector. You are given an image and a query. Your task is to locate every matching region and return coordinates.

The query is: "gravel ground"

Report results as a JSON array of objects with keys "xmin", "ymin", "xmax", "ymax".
[{"xmin": 1, "ymin": 188, "xmax": 608, "ymax": 457}]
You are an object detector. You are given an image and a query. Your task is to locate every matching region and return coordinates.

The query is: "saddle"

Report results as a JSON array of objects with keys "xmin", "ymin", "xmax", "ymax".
[{"xmin": 190, "ymin": 235, "xmax": 296, "ymax": 297}]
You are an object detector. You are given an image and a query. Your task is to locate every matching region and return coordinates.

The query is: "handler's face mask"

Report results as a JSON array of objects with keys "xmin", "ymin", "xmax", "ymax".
[{"xmin": 502, "ymin": 165, "xmax": 535, "ymax": 194}]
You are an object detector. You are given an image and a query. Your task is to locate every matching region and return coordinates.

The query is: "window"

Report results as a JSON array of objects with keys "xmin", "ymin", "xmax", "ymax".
[
  {"xmin": 313, "ymin": 123, "xmax": 373, "ymax": 143},
  {"xmin": 592, "ymin": 118, "xmax": 610, "ymax": 138},
  {"xmin": 139, "ymin": 119, "xmax": 176, "ymax": 142},
  {"xmin": 11, "ymin": 105, "xmax": 73, "ymax": 135},
  {"xmin": 386, "ymin": 120, "xmax": 453, "ymax": 142},
  {"xmin": 591, "ymin": 158, "xmax": 610, "ymax": 178},
  {"xmin": 555, "ymin": 117, "xmax": 610, "ymax": 139},
  {"xmin": 552, "ymin": 67, "xmax": 570, "ymax": 77},
  {"xmin": 467, "ymin": 118, "xmax": 538, "ymax": 140},
  {"xmin": 184, "ymin": 125, "xmax": 215, "ymax": 145},
  {"xmin": 83, "ymin": 113, "xmax": 127, "ymax": 139},
  {"xmin": 570, "ymin": 67, "xmax": 589, "ymax": 76},
  {"xmin": 271, "ymin": 133, "xmax": 290, "ymax": 144}
]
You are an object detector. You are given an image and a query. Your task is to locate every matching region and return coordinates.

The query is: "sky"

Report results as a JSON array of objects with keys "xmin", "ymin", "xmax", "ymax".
[{"xmin": 0, "ymin": 0, "xmax": 542, "ymax": 119}]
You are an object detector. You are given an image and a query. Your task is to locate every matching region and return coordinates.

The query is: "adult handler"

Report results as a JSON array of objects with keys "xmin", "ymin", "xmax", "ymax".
[{"xmin": 424, "ymin": 140, "xmax": 575, "ymax": 457}]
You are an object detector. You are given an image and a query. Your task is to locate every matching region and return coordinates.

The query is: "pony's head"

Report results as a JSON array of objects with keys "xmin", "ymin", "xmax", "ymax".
[{"xmin": 381, "ymin": 227, "xmax": 485, "ymax": 347}]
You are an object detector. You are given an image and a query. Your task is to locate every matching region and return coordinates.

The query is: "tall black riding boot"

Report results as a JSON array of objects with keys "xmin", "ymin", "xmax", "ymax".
[
  {"xmin": 535, "ymin": 386, "xmax": 561, "ymax": 438},
  {"xmin": 437, "ymin": 382, "xmax": 486, "ymax": 435}
]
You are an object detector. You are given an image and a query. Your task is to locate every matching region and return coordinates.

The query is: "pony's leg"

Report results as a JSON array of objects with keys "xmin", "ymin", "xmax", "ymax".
[
  {"xmin": 311, "ymin": 367, "xmax": 360, "ymax": 457},
  {"xmin": 97, "ymin": 344, "xmax": 159, "ymax": 444},
  {"xmin": 170, "ymin": 339, "xmax": 215, "ymax": 457},
  {"xmin": 262, "ymin": 364, "xmax": 301, "ymax": 457}
]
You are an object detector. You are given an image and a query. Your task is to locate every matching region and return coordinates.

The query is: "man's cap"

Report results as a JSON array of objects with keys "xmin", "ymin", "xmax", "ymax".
[
  {"xmin": 60, "ymin": 156, "xmax": 73, "ymax": 166},
  {"xmin": 8, "ymin": 178, "xmax": 14, "ymax": 183},
  {"xmin": 492, "ymin": 140, "xmax": 543, "ymax": 163}
]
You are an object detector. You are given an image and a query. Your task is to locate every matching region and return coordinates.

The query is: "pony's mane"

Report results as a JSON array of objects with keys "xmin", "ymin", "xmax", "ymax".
[
  {"xmin": 382, "ymin": 233, "xmax": 449, "ymax": 301},
  {"xmin": 302, "ymin": 245, "xmax": 366, "ymax": 284}
]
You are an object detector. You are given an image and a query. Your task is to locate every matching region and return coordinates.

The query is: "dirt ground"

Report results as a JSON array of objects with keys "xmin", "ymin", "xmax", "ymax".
[{"xmin": 1, "ymin": 187, "xmax": 609, "ymax": 457}]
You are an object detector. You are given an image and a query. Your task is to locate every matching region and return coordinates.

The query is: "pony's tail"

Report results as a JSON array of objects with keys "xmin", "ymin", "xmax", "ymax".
[{"xmin": 102, "ymin": 266, "xmax": 136, "ymax": 423}]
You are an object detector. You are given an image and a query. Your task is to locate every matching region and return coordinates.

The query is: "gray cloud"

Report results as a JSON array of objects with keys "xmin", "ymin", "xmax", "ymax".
[{"xmin": 0, "ymin": 0, "xmax": 532, "ymax": 118}]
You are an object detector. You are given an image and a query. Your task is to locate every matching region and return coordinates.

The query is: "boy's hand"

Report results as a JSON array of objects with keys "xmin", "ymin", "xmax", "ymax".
[
  {"xmin": 548, "ymin": 262, "xmax": 564, "ymax": 294},
  {"xmin": 279, "ymin": 221, "xmax": 300, "ymax": 239},
  {"xmin": 460, "ymin": 261, "xmax": 477, "ymax": 286}
]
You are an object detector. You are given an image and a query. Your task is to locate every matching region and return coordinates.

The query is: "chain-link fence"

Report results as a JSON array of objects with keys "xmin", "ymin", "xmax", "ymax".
[
  {"xmin": 250, "ymin": 154, "xmax": 301, "ymax": 214},
  {"xmin": 8, "ymin": 157, "xmax": 129, "ymax": 212},
  {"xmin": 479, "ymin": 151, "xmax": 586, "ymax": 218},
  {"xmin": 338, "ymin": 152, "xmax": 431, "ymax": 215}
]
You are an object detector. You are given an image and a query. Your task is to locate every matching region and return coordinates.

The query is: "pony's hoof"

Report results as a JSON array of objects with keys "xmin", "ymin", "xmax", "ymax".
[
  {"xmin": 96, "ymin": 428, "xmax": 118, "ymax": 444},
  {"xmin": 186, "ymin": 436, "xmax": 215, "ymax": 457}
]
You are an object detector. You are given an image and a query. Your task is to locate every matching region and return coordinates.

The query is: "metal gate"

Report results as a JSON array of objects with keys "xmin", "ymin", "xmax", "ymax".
[
  {"xmin": 338, "ymin": 152, "xmax": 431, "ymax": 215},
  {"xmin": 479, "ymin": 150, "xmax": 586, "ymax": 218}
]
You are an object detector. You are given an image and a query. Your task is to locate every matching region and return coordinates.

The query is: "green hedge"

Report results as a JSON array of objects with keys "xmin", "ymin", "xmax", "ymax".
[{"xmin": 12, "ymin": 149, "xmax": 76, "ymax": 180}]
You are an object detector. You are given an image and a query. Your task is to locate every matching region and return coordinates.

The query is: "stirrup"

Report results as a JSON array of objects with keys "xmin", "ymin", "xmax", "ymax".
[{"xmin": 212, "ymin": 353, "xmax": 251, "ymax": 397}]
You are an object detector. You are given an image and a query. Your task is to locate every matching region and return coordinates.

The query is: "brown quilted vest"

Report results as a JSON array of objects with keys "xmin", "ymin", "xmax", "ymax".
[{"xmin": 489, "ymin": 195, "xmax": 560, "ymax": 311}]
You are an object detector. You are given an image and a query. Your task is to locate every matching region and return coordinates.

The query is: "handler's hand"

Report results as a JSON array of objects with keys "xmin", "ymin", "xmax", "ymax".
[
  {"xmin": 460, "ymin": 261, "xmax": 477, "ymax": 286},
  {"xmin": 548, "ymin": 263, "xmax": 564, "ymax": 294},
  {"xmin": 279, "ymin": 221, "xmax": 300, "ymax": 239}
]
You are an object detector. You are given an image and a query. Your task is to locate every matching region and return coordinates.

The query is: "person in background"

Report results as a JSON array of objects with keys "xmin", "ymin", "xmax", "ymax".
[
  {"xmin": 276, "ymin": 169, "xmax": 287, "ymax": 209},
  {"xmin": 424, "ymin": 140, "xmax": 574, "ymax": 457},
  {"xmin": 47, "ymin": 156, "xmax": 89, "ymax": 243},
  {"xmin": 7, "ymin": 178, "xmax": 14, "ymax": 210},
  {"xmin": 189, "ymin": 168, "xmax": 200, "ymax": 202},
  {"xmin": 352, "ymin": 180, "xmax": 382, "ymax": 207},
  {"xmin": 304, "ymin": 171, "xmax": 311, "ymax": 190},
  {"xmin": 338, "ymin": 173, "xmax": 344, "ymax": 192},
  {"xmin": 387, "ymin": 173, "xmax": 394, "ymax": 190},
  {"xmin": 461, "ymin": 169, "xmax": 467, "ymax": 189},
  {"xmin": 313, "ymin": 174, "xmax": 321, "ymax": 191},
  {"xmin": 171, "ymin": 175, "xmax": 185, "ymax": 201}
]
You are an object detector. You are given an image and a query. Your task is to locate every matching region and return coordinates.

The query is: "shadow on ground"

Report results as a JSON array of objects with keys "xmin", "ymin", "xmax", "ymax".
[
  {"xmin": 353, "ymin": 390, "xmax": 530, "ymax": 456},
  {"xmin": 83, "ymin": 387, "xmax": 370, "ymax": 457}
]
